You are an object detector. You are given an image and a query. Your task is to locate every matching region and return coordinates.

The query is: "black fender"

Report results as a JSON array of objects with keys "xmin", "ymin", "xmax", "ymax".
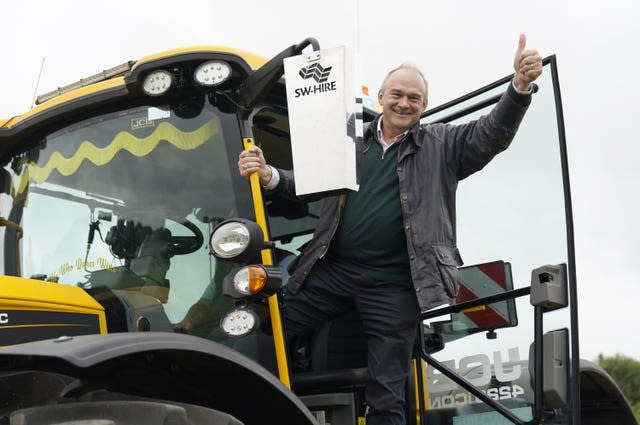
[
  {"xmin": 580, "ymin": 359, "xmax": 638, "ymax": 425},
  {"xmin": 0, "ymin": 332, "xmax": 317, "ymax": 425}
]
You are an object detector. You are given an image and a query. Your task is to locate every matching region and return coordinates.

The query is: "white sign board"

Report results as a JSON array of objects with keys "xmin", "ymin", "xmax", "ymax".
[{"xmin": 283, "ymin": 46, "xmax": 361, "ymax": 197}]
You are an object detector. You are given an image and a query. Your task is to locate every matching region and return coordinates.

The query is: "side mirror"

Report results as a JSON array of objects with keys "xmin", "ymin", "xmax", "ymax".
[{"xmin": 423, "ymin": 260, "xmax": 518, "ymax": 350}]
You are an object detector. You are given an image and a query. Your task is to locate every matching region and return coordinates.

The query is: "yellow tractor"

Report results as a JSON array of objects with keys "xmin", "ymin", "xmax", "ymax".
[{"xmin": 0, "ymin": 38, "xmax": 635, "ymax": 425}]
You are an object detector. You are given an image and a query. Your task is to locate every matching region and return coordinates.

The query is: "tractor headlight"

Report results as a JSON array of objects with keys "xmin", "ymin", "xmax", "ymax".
[
  {"xmin": 223, "ymin": 264, "xmax": 282, "ymax": 299},
  {"xmin": 194, "ymin": 61, "xmax": 231, "ymax": 87},
  {"xmin": 209, "ymin": 219, "xmax": 267, "ymax": 262},
  {"xmin": 220, "ymin": 307, "xmax": 258, "ymax": 337},
  {"xmin": 142, "ymin": 70, "xmax": 173, "ymax": 96}
]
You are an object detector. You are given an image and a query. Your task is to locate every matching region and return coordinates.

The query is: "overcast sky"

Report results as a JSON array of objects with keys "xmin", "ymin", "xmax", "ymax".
[{"xmin": 1, "ymin": 0, "xmax": 638, "ymax": 361}]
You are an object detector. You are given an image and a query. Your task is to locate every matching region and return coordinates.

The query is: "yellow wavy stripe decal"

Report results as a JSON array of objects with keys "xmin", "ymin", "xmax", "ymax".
[
  {"xmin": 30, "ymin": 119, "xmax": 220, "ymax": 184},
  {"xmin": 12, "ymin": 118, "xmax": 220, "ymax": 196}
]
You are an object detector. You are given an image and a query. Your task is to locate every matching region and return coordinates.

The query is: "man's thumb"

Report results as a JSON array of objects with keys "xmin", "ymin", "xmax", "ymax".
[{"xmin": 517, "ymin": 33, "xmax": 527, "ymax": 54}]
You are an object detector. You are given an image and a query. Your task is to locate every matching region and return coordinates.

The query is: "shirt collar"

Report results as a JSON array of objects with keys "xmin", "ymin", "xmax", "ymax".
[{"xmin": 377, "ymin": 115, "xmax": 409, "ymax": 148}]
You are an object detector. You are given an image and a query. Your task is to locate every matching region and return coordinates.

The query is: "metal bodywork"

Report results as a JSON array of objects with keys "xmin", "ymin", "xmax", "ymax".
[{"xmin": 0, "ymin": 332, "xmax": 316, "ymax": 424}]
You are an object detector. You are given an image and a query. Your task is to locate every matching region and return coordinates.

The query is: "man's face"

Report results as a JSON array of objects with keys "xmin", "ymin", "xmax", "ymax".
[{"xmin": 378, "ymin": 68, "xmax": 428, "ymax": 136}]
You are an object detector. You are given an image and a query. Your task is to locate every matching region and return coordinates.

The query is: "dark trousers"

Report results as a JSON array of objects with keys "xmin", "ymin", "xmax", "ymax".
[{"xmin": 283, "ymin": 257, "xmax": 420, "ymax": 425}]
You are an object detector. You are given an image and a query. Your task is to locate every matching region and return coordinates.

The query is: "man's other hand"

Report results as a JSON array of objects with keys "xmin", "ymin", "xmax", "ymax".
[
  {"xmin": 513, "ymin": 34, "xmax": 543, "ymax": 92},
  {"xmin": 238, "ymin": 146, "xmax": 272, "ymax": 186}
]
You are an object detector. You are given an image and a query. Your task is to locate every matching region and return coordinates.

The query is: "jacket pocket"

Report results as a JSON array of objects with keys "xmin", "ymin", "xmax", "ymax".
[{"xmin": 432, "ymin": 245, "xmax": 464, "ymax": 298}]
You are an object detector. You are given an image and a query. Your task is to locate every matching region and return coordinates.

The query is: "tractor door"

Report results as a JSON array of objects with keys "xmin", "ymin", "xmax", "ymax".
[{"xmin": 414, "ymin": 57, "xmax": 580, "ymax": 425}]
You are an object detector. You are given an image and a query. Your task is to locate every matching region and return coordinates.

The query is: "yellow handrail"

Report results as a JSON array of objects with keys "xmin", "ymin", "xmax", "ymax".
[{"xmin": 243, "ymin": 138, "xmax": 291, "ymax": 389}]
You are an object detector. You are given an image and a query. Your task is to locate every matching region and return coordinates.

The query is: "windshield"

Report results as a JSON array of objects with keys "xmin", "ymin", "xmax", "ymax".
[{"xmin": 0, "ymin": 96, "xmax": 286, "ymax": 361}]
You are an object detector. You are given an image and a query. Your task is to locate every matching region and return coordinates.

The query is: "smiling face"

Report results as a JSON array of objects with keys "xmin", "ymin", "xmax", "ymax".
[{"xmin": 378, "ymin": 68, "xmax": 428, "ymax": 139}]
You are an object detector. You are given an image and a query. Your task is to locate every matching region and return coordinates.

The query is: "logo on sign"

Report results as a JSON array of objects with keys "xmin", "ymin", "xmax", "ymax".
[
  {"xmin": 295, "ymin": 63, "xmax": 337, "ymax": 98},
  {"xmin": 299, "ymin": 63, "xmax": 332, "ymax": 83}
]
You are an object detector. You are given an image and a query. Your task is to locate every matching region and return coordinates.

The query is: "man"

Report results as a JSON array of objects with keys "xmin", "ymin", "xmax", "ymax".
[{"xmin": 238, "ymin": 34, "xmax": 542, "ymax": 425}]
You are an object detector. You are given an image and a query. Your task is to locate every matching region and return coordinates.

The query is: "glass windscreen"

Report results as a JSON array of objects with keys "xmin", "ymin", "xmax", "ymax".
[
  {"xmin": 0, "ymin": 97, "xmax": 282, "ymax": 371},
  {"xmin": 420, "ymin": 63, "xmax": 575, "ymax": 424}
]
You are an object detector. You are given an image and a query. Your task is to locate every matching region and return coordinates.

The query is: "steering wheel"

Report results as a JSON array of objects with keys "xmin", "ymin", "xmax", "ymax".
[{"xmin": 169, "ymin": 220, "xmax": 204, "ymax": 256}]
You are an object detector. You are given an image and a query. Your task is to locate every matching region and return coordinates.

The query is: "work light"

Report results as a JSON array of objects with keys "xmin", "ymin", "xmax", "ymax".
[
  {"xmin": 220, "ymin": 307, "xmax": 258, "ymax": 337},
  {"xmin": 194, "ymin": 61, "xmax": 231, "ymax": 87},
  {"xmin": 142, "ymin": 70, "xmax": 173, "ymax": 96}
]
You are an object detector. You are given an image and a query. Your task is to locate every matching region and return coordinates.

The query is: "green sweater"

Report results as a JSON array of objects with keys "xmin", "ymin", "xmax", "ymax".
[{"xmin": 329, "ymin": 139, "xmax": 411, "ymax": 283}]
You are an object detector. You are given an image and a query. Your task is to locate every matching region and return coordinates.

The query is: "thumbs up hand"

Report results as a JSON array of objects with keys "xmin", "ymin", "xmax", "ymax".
[{"xmin": 513, "ymin": 34, "xmax": 543, "ymax": 92}]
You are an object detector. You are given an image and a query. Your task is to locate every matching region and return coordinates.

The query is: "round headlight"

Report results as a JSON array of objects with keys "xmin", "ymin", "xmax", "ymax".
[
  {"xmin": 209, "ymin": 219, "xmax": 266, "ymax": 261},
  {"xmin": 194, "ymin": 61, "xmax": 231, "ymax": 87},
  {"xmin": 142, "ymin": 70, "xmax": 173, "ymax": 96},
  {"xmin": 220, "ymin": 308, "xmax": 257, "ymax": 337},
  {"xmin": 210, "ymin": 221, "xmax": 251, "ymax": 259}
]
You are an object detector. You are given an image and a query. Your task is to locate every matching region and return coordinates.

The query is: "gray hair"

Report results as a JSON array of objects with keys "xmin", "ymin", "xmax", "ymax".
[{"xmin": 379, "ymin": 62, "xmax": 429, "ymax": 100}]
